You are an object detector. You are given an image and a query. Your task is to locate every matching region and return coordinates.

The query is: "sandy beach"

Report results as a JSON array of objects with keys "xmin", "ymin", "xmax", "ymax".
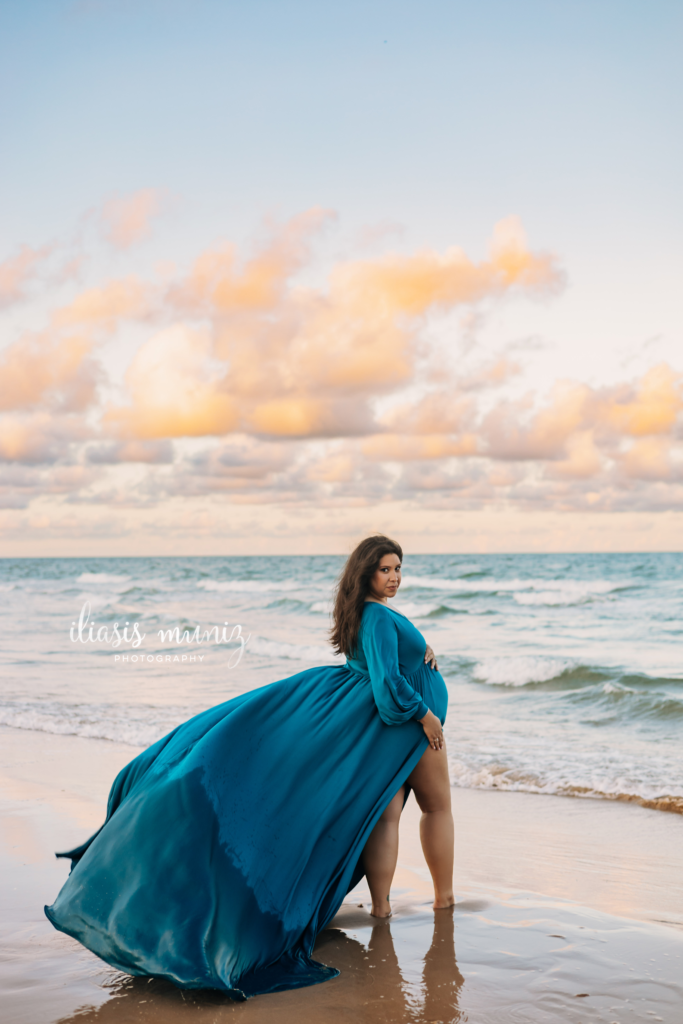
[{"xmin": 2, "ymin": 725, "xmax": 682, "ymax": 1024}]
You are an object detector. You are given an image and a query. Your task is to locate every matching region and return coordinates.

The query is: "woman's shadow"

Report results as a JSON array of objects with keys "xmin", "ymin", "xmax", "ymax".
[{"xmin": 55, "ymin": 908, "xmax": 465, "ymax": 1024}]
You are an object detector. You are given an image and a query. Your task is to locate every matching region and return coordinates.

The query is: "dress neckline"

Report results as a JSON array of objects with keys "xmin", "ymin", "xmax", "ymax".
[{"xmin": 364, "ymin": 600, "xmax": 408, "ymax": 621}]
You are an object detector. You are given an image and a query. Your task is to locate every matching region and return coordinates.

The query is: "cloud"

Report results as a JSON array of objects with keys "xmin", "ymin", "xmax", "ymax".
[
  {"xmin": 4, "ymin": 205, "xmax": 683, "ymax": 518},
  {"xmin": 102, "ymin": 189, "xmax": 165, "ymax": 249},
  {"xmin": 362, "ymin": 433, "xmax": 479, "ymax": 462},
  {"xmin": 618, "ymin": 438, "xmax": 679, "ymax": 482},
  {"xmin": 332, "ymin": 216, "xmax": 561, "ymax": 318},
  {"xmin": 86, "ymin": 439, "xmax": 174, "ymax": 464},
  {"xmin": 53, "ymin": 276, "xmax": 150, "ymax": 328},
  {"xmin": 0, "ymin": 333, "xmax": 100, "ymax": 413},
  {"xmin": 150, "ymin": 438, "xmax": 302, "ymax": 501},
  {"xmin": 481, "ymin": 364, "xmax": 683, "ymax": 464},
  {"xmin": 545, "ymin": 431, "xmax": 603, "ymax": 480},
  {"xmin": 0, "ymin": 234, "xmax": 89, "ymax": 311},
  {"xmin": 105, "ymin": 212, "xmax": 562, "ymax": 441},
  {"xmin": 0, "ymin": 245, "xmax": 52, "ymax": 308},
  {"xmin": 354, "ymin": 220, "xmax": 405, "ymax": 251},
  {"xmin": 0, "ymin": 412, "xmax": 89, "ymax": 464},
  {"xmin": 105, "ymin": 325, "xmax": 238, "ymax": 439},
  {"xmin": 306, "ymin": 452, "xmax": 356, "ymax": 483},
  {"xmin": 378, "ymin": 391, "xmax": 476, "ymax": 436},
  {"xmin": 597, "ymin": 363, "xmax": 681, "ymax": 437},
  {"xmin": 169, "ymin": 208, "xmax": 334, "ymax": 314}
]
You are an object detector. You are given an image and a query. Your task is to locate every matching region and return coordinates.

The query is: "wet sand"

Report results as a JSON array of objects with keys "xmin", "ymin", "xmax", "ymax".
[{"xmin": 2, "ymin": 726, "xmax": 683, "ymax": 1024}]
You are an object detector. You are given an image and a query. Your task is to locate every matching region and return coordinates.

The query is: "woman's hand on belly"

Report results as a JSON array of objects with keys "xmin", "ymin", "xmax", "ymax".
[
  {"xmin": 418, "ymin": 709, "xmax": 444, "ymax": 750},
  {"xmin": 424, "ymin": 644, "xmax": 439, "ymax": 671}
]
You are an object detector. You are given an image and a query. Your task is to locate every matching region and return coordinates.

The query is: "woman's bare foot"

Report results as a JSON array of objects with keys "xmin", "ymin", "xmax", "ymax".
[
  {"xmin": 433, "ymin": 893, "xmax": 455, "ymax": 909},
  {"xmin": 370, "ymin": 897, "xmax": 393, "ymax": 918}
]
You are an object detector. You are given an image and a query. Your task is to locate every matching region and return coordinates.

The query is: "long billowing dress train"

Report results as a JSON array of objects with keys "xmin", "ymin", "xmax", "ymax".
[{"xmin": 45, "ymin": 601, "xmax": 448, "ymax": 999}]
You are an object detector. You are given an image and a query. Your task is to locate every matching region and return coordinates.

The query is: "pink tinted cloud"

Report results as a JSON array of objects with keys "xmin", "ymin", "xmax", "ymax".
[
  {"xmin": 53, "ymin": 276, "xmax": 151, "ymax": 328},
  {"xmin": 480, "ymin": 364, "xmax": 683, "ymax": 464},
  {"xmin": 169, "ymin": 208, "xmax": 334, "ymax": 314},
  {"xmin": 86, "ymin": 439, "xmax": 174, "ymax": 464},
  {"xmin": 0, "ymin": 245, "xmax": 52, "ymax": 308},
  {"xmin": 0, "ymin": 412, "xmax": 90, "ymax": 463},
  {"xmin": 0, "ymin": 333, "xmax": 100, "ymax": 413},
  {"xmin": 102, "ymin": 189, "xmax": 165, "ymax": 249}
]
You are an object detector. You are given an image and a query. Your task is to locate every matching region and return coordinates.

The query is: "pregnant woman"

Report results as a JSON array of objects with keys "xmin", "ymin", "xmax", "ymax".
[{"xmin": 45, "ymin": 535, "xmax": 453, "ymax": 1000}]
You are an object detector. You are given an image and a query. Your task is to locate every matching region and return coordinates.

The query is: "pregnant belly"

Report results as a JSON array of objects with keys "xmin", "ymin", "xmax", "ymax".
[{"xmin": 405, "ymin": 661, "xmax": 448, "ymax": 724}]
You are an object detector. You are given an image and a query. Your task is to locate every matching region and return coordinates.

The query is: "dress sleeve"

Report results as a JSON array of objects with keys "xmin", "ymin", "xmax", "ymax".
[{"xmin": 361, "ymin": 608, "xmax": 429, "ymax": 726}]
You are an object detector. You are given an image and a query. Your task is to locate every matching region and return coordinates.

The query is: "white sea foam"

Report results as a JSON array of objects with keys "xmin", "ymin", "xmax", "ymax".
[
  {"xmin": 513, "ymin": 592, "xmax": 579, "ymax": 606},
  {"xmin": 247, "ymin": 637, "xmax": 340, "ymax": 663},
  {"xmin": 0, "ymin": 699, "xmax": 189, "ymax": 748},
  {"xmin": 75, "ymin": 591, "xmax": 116, "ymax": 611},
  {"xmin": 449, "ymin": 758, "xmax": 568, "ymax": 796},
  {"xmin": 310, "ymin": 600, "xmax": 333, "ymax": 614},
  {"xmin": 76, "ymin": 572, "xmax": 131, "ymax": 585},
  {"xmin": 514, "ymin": 582, "xmax": 615, "ymax": 606},
  {"xmin": 473, "ymin": 655, "xmax": 573, "ymax": 687},
  {"xmin": 401, "ymin": 575, "xmax": 621, "ymax": 598},
  {"xmin": 392, "ymin": 601, "xmax": 442, "ymax": 617},
  {"xmin": 197, "ymin": 579, "xmax": 301, "ymax": 594},
  {"xmin": 602, "ymin": 681, "xmax": 623, "ymax": 694},
  {"xmin": 448, "ymin": 754, "xmax": 683, "ymax": 803}
]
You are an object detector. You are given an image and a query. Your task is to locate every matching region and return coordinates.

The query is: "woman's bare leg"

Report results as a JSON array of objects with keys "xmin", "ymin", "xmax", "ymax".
[
  {"xmin": 361, "ymin": 786, "xmax": 405, "ymax": 917},
  {"xmin": 407, "ymin": 743, "xmax": 454, "ymax": 909}
]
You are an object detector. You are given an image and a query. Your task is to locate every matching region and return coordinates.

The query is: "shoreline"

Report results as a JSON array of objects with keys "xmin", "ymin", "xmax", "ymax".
[
  {"xmin": 613, "ymin": 792, "xmax": 683, "ymax": 814},
  {"xmin": 2, "ymin": 726, "xmax": 683, "ymax": 1023}
]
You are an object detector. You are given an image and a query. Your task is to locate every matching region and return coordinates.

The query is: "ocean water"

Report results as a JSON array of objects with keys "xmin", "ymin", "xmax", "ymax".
[{"xmin": 1, "ymin": 553, "xmax": 681, "ymax": 813}]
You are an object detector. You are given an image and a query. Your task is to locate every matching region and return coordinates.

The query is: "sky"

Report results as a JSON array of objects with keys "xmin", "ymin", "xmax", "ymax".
[{"xmin": 1, "ymin": 0, "xmax": 682, "ymax": 555}]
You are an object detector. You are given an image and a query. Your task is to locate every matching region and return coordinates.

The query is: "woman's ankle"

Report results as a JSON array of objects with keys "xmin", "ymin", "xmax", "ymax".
[
  {"xmin": 433, "ymin": 892, "xmax": 455, "ymax": 909},
  {"xmin": 370, "ymin": 898, "xmax": 393, "ymax": 917}
]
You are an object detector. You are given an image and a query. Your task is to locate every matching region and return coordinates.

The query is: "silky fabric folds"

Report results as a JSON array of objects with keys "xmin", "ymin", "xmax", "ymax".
[{"xmin": 45, "ymin": 602, "xmax": 448, "ymax": 999}]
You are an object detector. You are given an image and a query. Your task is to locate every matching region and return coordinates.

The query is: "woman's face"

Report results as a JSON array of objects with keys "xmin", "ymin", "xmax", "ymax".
[{"xmin": 368, "ymin": 553, "xmax": 402, "ymax": 602}]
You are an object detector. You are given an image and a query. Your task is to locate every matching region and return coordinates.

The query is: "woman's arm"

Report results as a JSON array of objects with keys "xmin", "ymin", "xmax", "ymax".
[{"xmin": 362, "ymin": 608, "xmax": 429, "ymax": 726}]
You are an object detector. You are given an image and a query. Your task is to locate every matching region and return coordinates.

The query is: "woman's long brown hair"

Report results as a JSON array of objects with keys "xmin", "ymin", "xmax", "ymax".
[{"xmin": 330, "ymin": 534, "xmax": 403, "ymax": 657}]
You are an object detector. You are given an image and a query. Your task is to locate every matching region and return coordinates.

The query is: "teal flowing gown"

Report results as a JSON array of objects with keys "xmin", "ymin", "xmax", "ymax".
[{"xmin": 45, "ymin": 602, "xmax": 448, "ymax": 999}]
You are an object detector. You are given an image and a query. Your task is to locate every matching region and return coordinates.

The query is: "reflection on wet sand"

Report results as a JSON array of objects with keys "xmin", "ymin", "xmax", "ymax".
[
  {"xmin": 54, "ymin": 909, "xmax": 464, "ymax": 1024},
  {"xmin": 422, "ymin": 909, "xmax": 465, "ymax": 1022},
  {"xmin": 331, "ymin": 907, "xmax": 465, "ymax": 1023}
]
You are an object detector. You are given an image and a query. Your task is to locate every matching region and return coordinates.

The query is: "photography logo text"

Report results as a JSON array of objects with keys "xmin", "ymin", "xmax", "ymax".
[{"xmin": 70, "ymin": 602, "xmax": 249, "ymax": 667}]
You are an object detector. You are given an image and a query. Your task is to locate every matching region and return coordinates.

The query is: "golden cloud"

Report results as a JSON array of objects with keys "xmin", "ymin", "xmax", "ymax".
[
  {"xmin": 3, "ymin": 204, "xmax": 682, "ymax": 517},
  {"xmin": 330, "ymin": 215, "xmax": 560, "ymax": 318},
  {"xmin": 597, "ymin": 364, "xmax": 682, "ymax": 437},
  {"xmin": 480, "ymin": 365, "xmax": 683, "ymax": 466},
  {"xmin": 104, "ymin": 212, "xmax": 562, "ymax": 440},
  {"xmin": 105, "ymin": 325, "xmax": 238, "ymax": 439}
]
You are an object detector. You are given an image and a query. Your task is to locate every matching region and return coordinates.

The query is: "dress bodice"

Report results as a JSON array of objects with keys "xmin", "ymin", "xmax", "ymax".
[{"xmin": 345, "ymin": 601, "xmax": 446, "ymax": 726}]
